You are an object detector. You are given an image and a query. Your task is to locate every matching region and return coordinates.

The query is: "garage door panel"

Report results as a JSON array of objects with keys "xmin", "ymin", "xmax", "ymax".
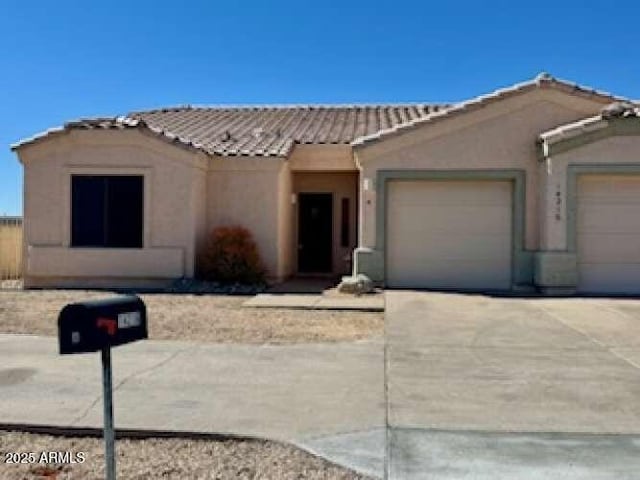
[
  {"xmin": 387, "ymin": 180, "xmax": 512, "ymax": 290},
  {"xmin": 391, "ymin": 181, "xmax": 509, "ymax": 205},
  {"xmin": 577, "ymin": 175, "xmax": 640, "ymax": 293},
  {"xmin": 388, "ymin": 233, "xmax": 511, "ymax": 262},
  {"xmin": 580, "ymin": 234, "xmax": 640, "ymax": 263},
  {"xmin": 579, "ymin": 264, "xmax": 640, "ymax": 294},
  {"xmin": 578, "ymin": 206, "xmax": 640, "ymax": 233},
  {"xmin": 579, "ymin": 175, "xmax": 640, "ymax": 198},
  {"xmin": 388, "ymin": 259, "xmax": 511, "ymax": 290},
  {"xmin": 393, "ymin": 205, "xmax": 511, "ymax": 234}
]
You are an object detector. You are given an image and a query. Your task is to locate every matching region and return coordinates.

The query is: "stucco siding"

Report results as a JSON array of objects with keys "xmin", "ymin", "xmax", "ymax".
[
  {"xmin": 289, "ymin": 144, "xmax": 357, "ymax": 171},
  {"xmin": 356, "ymin": 90, "xmax": 608, "ymax": 255},
  {"xmin": 18, "ymin": 129, "xmax": 207, "ymax": 287},
  {"xmin": 28, "ymin": 246, "xmax": 183, "ymax": 277},
  {"xmin": 192, "ymin": 164, "xmax": 208, "ymax": 275},
  {"xmin": 277, "ymin": 161, "xmax": 295, "ymax": 279},
  {"xmin": 207, "ymin": 156, "xmax": 283, "ymax": 279}
]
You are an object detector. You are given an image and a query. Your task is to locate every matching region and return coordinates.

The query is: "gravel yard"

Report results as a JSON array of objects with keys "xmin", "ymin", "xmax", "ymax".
[
  {"xmin": 0, "ymin": 290, "xmax": 383, "ymax": 344},
  {"xmin": 0, "ymin": 431, "xmax": 370, "ymax": 479}
]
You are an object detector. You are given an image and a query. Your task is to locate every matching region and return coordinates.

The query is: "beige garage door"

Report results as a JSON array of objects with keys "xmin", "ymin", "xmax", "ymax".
[
  {"xmin": 577, "ymin": 175, "xmax": 640, "ymax": 294},
  {"xmin": 386, "ymin": 180, "xmax": 512, "ymax": 289}
]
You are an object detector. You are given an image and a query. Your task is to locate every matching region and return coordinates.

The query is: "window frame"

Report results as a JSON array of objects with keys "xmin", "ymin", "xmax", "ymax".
[
  {"xmin": 340, "ymin": 197, "xmax": 350, "ymax": 248},
  {"xmin": 70, "ymin": 174, "xmax": 145, "ymax": 249}
]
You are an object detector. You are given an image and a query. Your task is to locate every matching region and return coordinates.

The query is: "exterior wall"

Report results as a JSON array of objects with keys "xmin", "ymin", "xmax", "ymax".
[
  {"xmin": 17, "ymin": 129, "xmax": 208, "ymax": 288},
  {"xmin": 192, "ymin": 163, "xmax": 208, "ymax": 275},
  {"xmin": 354, "ymin": 89, "xmax": 608, "ymax": 287},
  {"xmin": 206, "ymin": 155, "xmax": 285, "ymax": 280},
  {"xmin": 292, "ymin": 172, "xmax": 359, "ymax": 275},
  {"xmin": 277, "ymin": 160, "xmax": 295, "ymax": 279},
  {"xmin": 289, "ymin": 144, "xmax": 356, "ymax": 171},
  {"xmin": 536, "ymin": 133, "xmax": 640, "ymax": 293},
  {"xmin": 17, "ymin": 132, "xmax": 358, "ymax": 287}
]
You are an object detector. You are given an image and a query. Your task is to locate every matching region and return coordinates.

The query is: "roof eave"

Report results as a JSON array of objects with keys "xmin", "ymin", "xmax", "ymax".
[
  {"xmin": 539, "ymin": 109, "xmax": 640, "ymax": 158},
  {"xmin": 351, "ymin": 74, "xmax": 630, "ymax": 149}
]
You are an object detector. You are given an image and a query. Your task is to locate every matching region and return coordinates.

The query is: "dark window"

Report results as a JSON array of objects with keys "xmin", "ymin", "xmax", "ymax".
[
  {"xmin": 340, "ymin": 197, "xmax": 350, "ymax": 247},
  {"xmin": 71, "ymin": 175, "xmax": 143, "ymax": 248}
]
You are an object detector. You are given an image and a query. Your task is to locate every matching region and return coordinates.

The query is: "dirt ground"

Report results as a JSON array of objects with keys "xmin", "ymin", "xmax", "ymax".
[
  {"xmin": 0, "ymin": 290, "xmax": 383, "ymax": 344},
  {"xmin": 0, "ymin": 430, "xmax": 370, "ymax": 479}
]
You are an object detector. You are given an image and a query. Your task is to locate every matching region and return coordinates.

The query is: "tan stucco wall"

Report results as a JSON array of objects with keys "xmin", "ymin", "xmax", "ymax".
[
  {"xmin": 277, "ymin": 161, "xmax": 295, "ymax": 279},
  {"xmin": 289, "ymin": 144, "xmax": 356, "ymax": 171},
  {"xmin": 17, "ymin": 129, "xmax": 208, "ymax": 287},
  {"xmin": 192, "ymin": 163, "xmax": 208, "ymax": 274},
  {"xmin": 355, "ymin": 89, "xmax": 609, "ymax": 253},
  {"xmin": 17, "ymin": 129, "xmax": 360, "ymax": 286},
  {"xmin": 292, "ymin": 172, "xmax": 358, "ymax": 275},
  {"xmin": 206, "ymin": 155, "xmax": 285, "ymax": 280}
]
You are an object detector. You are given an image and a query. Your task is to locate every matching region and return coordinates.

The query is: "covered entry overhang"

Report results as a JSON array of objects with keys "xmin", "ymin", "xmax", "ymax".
[{"xmin": 285, "ymin": 144, "xmax": 360, "ymax": 278}]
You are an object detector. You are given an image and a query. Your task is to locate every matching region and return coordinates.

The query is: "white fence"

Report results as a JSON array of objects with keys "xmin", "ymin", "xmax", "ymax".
[{"xmin": 0, "ymin": 217, "xmax": 22, "ymax": 282}]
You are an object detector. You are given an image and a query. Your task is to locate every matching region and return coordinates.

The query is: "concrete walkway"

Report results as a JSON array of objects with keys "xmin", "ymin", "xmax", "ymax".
[
  {"xmin": 0, "ymin": 334, "xmax": 384, "ymax": 477},
  {"xmin": 244, "ymin": 293, "xmax": 384, "ymax": 311}
]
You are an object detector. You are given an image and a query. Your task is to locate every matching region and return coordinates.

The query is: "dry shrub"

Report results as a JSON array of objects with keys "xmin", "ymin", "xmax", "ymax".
[{"xmin": 199, "ymin": 226, "xmax": 266, "ymax": 284}]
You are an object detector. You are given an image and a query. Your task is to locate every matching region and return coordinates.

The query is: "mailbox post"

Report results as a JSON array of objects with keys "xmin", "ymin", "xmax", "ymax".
[
  {"xmin": 58, "ymin": 295, "xmax": 148, "ymax": 480},
  {"xmin": 101, "ymin": 346, "xmax": 115, "ymax": 480}
]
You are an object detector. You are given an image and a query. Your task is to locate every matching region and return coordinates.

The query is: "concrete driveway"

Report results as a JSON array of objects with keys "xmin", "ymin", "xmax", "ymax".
[{"xmin": 386, "ymin": 291, "xmax": 640, "ymax": 479}]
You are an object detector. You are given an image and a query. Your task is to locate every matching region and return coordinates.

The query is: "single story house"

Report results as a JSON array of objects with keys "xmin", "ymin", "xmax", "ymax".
[{"xmin": 12, "ymin": 73, "xmax": 640, "ymax": 294}]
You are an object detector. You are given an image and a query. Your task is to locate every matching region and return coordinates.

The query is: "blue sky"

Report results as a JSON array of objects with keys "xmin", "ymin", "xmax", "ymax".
[{"xmin": 1, "ymin": 0, "xmax": 639, "ymax": 215}]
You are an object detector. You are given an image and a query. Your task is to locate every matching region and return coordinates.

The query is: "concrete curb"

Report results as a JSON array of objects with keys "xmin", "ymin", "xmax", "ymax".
[{"xmin": 0, "ymin": 422, "xmax": 261, "ymax": 442}]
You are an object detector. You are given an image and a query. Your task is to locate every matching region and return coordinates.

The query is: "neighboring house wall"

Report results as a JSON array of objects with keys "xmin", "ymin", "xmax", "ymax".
[
  {"xmin": 0, "ymin": 218, "xmax": 22, "ymax": 280},
  {"xmin": 353, "ymin": 89, "xmax": 609, "ymax": 286},
  {"xmin": 18, "ymin": 129, "xmax": 208, "ymax": 288}
]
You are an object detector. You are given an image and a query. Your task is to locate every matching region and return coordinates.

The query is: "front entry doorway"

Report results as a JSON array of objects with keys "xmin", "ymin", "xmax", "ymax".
[{"xmin": 298, "ymin": 193, "xmax": 333, "ymax": 273}]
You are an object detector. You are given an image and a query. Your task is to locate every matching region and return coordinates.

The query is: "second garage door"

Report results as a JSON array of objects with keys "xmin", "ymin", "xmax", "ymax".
[
  {"xmin": 386, "ymin": 180, "xmax": 513, "ymax": 290},
  {"xmin": 577, "ymin": 175, "xmax": 640, "ymax": 294}
]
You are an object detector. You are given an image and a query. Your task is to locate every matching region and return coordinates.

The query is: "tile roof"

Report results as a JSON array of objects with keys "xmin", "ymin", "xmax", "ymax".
[
  {"xmin": 129, "ymin": 104, "xmax": 446, "ymax": 156},
  {"xmin": 11, "ymin": 73, "xmax": 630, "ymax": 156},
  {"xmin": 10, "ymin": 116, "xmax": 218, "ymax": 154},
  {"xmin": 351, "ymin": 73, "xmax": 630, "ymax": 148},
  {"xmin": 12, "ymin": 105, "xmax": 448, "ymax": 156},
  {"xmin": 539, "ymin": 102, "xmax": 640, "ymax": 146}
]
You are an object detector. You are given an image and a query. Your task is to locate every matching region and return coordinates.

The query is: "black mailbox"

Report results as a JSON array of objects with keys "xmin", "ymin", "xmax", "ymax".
[{"xmin": 58, "ymin": 295, "xmax": 148, "ymax": 354}]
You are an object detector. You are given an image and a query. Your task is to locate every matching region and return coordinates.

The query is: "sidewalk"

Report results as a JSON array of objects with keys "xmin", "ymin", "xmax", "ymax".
[
  {"xmin": 244, "ymin": 293, "xmax": 384, "ymax": 311},
  {"xmin": 0, "ymin": 334, "xmax": 384, "ymax": 477}
]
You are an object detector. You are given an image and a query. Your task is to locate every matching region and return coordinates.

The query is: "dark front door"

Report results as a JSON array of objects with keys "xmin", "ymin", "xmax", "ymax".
[{"xmin": 298, "ymin": 193, "xmax": 333, "ymax": 273}]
